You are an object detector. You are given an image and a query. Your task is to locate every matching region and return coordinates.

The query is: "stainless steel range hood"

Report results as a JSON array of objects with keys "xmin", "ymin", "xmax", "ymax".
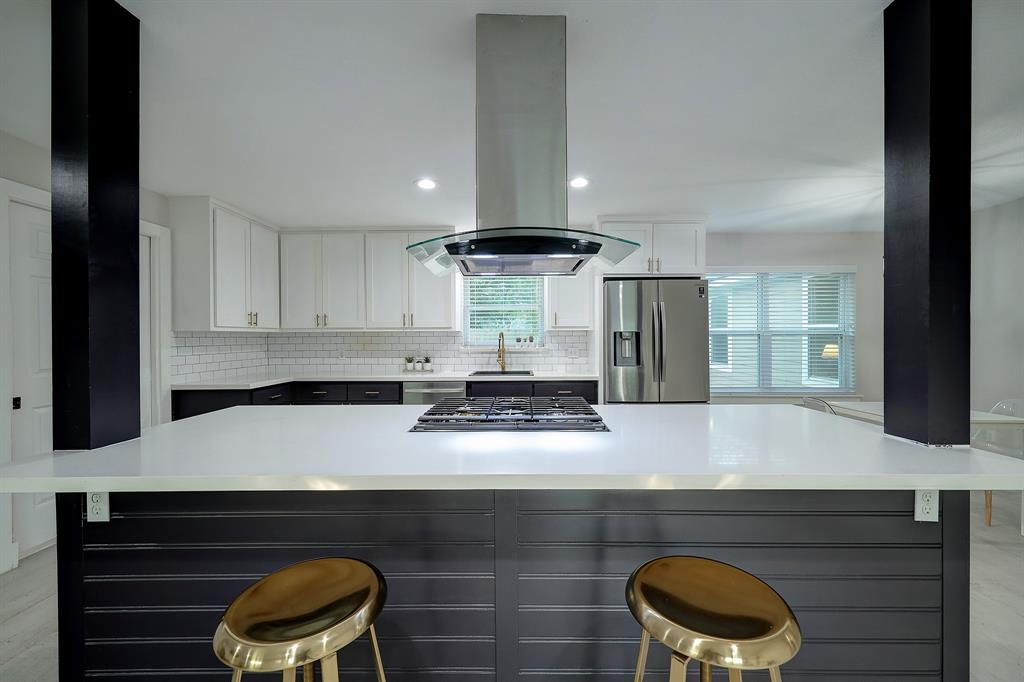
[{"xmin": 408, "ymin": 14, "xmax": 639, "ymax": 277}]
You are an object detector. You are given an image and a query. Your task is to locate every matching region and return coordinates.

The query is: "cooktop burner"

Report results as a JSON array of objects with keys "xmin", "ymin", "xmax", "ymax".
[{"xmin": 411, "ymin": 396, "xmax": 609, "ymax": 432}]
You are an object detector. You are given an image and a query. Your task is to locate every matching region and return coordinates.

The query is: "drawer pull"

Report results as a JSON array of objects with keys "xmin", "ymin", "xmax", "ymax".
[
  {"xmin": 556, "ymin": 390, "xmax": 573, "ymax": 395},
  {"xmin": 311, "ymin": 390, "xmax": 328, "ymax": 396},
  {"xmin": 267, "ymin": 394, "xmax": 283, "ymax": 401},
  {"xmin": 364, "ymin": 391, "xmax": 381, "ymax": 397}
]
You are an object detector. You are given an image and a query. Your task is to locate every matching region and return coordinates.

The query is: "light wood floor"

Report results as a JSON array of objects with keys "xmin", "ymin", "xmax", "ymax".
[{"xmin": 1, "ymin": 492, "xmax": 1021, "ymax": 681}]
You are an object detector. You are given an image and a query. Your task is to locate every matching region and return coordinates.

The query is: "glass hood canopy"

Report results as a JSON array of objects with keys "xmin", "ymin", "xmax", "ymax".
[{"xmin": 408, "ymin": 227, "xmax": 641, "ymax": 277}]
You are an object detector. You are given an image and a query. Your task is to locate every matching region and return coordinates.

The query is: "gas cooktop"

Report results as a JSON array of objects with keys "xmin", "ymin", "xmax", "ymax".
[{"xmin": 411, "ymin": 396, "xmax": 609, "ymax": 432}]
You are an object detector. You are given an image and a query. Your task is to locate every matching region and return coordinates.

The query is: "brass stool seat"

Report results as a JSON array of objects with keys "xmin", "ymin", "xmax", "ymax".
[
  {"xmin": 627, "ymin": 556, "xmax": 801, "ymax": 681},
  {"xmin": 214, "ymin": 558, "xmax": 387, "ymax": 681}
]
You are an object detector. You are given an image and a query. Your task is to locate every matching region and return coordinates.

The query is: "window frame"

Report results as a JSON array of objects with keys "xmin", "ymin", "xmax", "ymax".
[
  {"xmin": 706, "ymin": 266, "xmax": 857, "ymax": 395},
  {"xmin": 461, "ymin": 276, "xmax": 547, "ymax": 348}
]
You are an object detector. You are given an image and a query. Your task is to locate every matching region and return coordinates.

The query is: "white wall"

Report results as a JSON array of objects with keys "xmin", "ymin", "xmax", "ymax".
[
  {"xmin": 0, "ymin": 129, "xmax": 171, "ymax": 226},
  {"xmin": 971, "ymin": 196, "xmax": 1024, "ymax": 411},
  {"xmin": 706, "ymin": 231, "xmax": 884, "ymax": 400}
]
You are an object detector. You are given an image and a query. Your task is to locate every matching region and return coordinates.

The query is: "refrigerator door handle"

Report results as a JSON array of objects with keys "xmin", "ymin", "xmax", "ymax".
[
  {"xmin": 659, "ymin": 301, "xmax": 667, "ymax": 379},
  {"xmin": 651, "ymin": 300, "xmax": 661, "ymax": 382}
]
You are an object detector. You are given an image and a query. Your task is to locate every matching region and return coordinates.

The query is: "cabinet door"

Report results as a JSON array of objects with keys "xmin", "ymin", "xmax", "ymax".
[
  {"xmin": 212, "ymin": 207, "xmax": 251, "ymax": 328},
  {"xmin": 653, "ymin": 223, "xmax": 705, "ymax": 275},
  {"xmin": 280, "ymin": 233, "xmax": 322, "ymax": 329},
  {"xmin": 365, "ymin": 232, "xmax": 409, "ymax": 328},
  {"xmin": 249, "ymin": 221, "xmax": 280, "ymax": 328},
  {"xmin": 547, "ymin": 269, "xmax": 593, "ymax": 329},
  {"xmin": 408, "ymin": 232, "xmax": 453, "ymax": 328},
  {"xmin": 602, "ymin": 223, "xmax": 653, "ymax": 274},
  {"xmin": 323, "ymin": 232, "xmax": 366, "ymax": 328}
]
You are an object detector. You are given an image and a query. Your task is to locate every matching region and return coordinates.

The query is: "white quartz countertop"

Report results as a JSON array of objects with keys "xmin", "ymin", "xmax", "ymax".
[
  {"xmin": 3, "ymin": 404, "xmax": 1024, "ymax": 493},
  {"xmin": 170, "ymin": 371, "xmax": 599, "ymax": 390}
]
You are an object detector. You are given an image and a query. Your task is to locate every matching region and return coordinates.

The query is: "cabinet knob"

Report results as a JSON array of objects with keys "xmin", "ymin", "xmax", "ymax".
[
  {"xmin": 315, "ymin": 313, "xmax": 320, "ymax": 327},
  {"xmin": 254, "ymin": 311, "xmax": 258, "ymax": 326},
  {"xmin": 323, "ymin": 312, "xmax": 328, "ymax": 326},
  {"xmin": 656, "ymin": 257, "xmax": 661, "ymax": 272},
  {"xmin": 647, "ymin": 257, "xmax": 652, "ymax": 273},
  {"xmin": 248, "ymin": 312, "xmax": 253, "ymax": 326}
]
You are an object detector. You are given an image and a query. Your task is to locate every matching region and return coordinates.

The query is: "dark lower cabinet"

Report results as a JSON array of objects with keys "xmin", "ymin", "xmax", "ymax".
[
  {"xmin": 292, "ymin": 382, "xmax": 348, "ymax": 405},
  {"xmin": 467, "ymin": 380, "xmax": 599, "ymax": 402},
  {"xmin": 171, "ymin": 390, "xmax": 252, "ymax": 421},
  {"xmin": 174, "ymin": 380, "xmax": 596, "ymax": 419},
  {"xmin": 251, "ymin": 384, "xmax": 292, "ymax": 405},
  {"xmin": 533, "ymin": 381, "xmax": 599, "ymax": 403},
  {"xmin": 466, "ymin": 381, "xmax": 534, "ymax": 398},
  {"xmin": 173, "ymin": 381, "xmax": 405, "ymax": 419}
]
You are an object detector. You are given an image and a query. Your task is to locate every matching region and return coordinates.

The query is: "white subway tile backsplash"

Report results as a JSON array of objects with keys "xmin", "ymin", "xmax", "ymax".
[{"xmin": 170, "ymin": 329, "xmax": 592, "ymax": 380}]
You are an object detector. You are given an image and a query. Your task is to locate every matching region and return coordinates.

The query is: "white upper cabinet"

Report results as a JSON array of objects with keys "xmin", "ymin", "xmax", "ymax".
[
  {"xmin": 597, "ymin": 217, "xmax": 706, "ymax": 276},
  {"xmin": 408, "ymin": 232, "xmax": 453, "ymax": 329},
  {"xmin": 280, "ymin": 233, "xmax": 322, "ymax": 329},
  {"xmin": 212, "ymin": 208, "xmax": 250, "ymax": 328},
  {"xmin": 248, "ymin": 221, "xmax": 280, "ymax": 328},
  {"xmin": 280, "ymin": 230, "xmax": 452, "ymax": 331},
  {"xmin": 365, "ymin": 232, "xmax": 410, "ymax": 328},
  {"xmin": 652, "ymin": 223, "xmax": 705, "ymax": 275},
  {"xmin": 547, "ymin": 267, "xmax": 594, "ymax": 329},
  {"xmin": 602, "ymin": 223, "xmax": 654, "ymax": 274},
  {"xmin": 322, "ymin": 232, "xmax": 365, "ymax": 328},
  {"xmin": 171, "ymin": 198, "xmax": 280, "ymax": 331}
]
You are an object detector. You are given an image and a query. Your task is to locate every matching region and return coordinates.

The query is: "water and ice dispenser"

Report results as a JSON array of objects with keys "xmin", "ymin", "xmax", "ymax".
[{"xmin": 613, "ymin": 331, "xmax": 640, "ymax": 367}]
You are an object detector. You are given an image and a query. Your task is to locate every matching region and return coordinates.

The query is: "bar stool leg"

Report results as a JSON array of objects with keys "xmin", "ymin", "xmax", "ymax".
[
  {"xmin": 282, "ymin": 669, "xmax": 296, "ymax": 682},
  {"xmin": 302, "ymin": 663, "xmax": 315, "ymax": 680},
  {"xmin": 369, "ymin": 624, "xmax": 387, "ymax": 682},
  {"xmin": 728, "ymin": 669, "xmax": 743, "ymax": 681},
  {"xmin": 231, "ymin": 671, "xmax": 243, "ymax": 682},
  {"xmin": 320, "ymin": 653, "xmax": 340, "ymax": 682},
  {"xmin": 633, "ymin": 629, "xmax": 650, "ymax": 682},
  {"xmin": 769, "ymin": 666, "xmax": 783, "ymax": 682},
  {"xmin": 700, "ymin": 661, "xmax": 712, "ymax": 682},
  {"xmin": 668, "ymin": 652, "xmax": 690, "ymax": 682},
  {"xmin": 985, "ymin": 490, "xmax": 993, "ymax": 525}
]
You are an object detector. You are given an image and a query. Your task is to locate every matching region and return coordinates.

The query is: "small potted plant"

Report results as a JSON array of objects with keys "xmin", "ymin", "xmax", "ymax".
[
  {"xmin": 423, "ymin": 355, "xmax": 432, "ymax": 371},
  {"xmin": 414, "ymin": 357, "xmax": 424, "ymax": 371},
  {"xmin": 405, "ymin": 356, "xmax": 415, "ymax": 371}
]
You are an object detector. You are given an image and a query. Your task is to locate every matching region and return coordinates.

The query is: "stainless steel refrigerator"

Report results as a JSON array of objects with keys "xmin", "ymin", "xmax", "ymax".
[{"xmin": 604, "ymin": 278, "xmax": 710, "ymax": 403}]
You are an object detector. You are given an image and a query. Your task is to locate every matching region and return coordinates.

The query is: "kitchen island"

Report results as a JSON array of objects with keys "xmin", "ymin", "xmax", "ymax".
[{"xmin": 5, "ymin": 404, "xmax": 1024, "ymax": 681}]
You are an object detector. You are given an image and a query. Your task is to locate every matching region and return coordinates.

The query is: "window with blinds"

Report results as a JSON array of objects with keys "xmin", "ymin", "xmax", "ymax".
[
  {"xmin": 707, "ymin": 271, "xmax": 856, "ymax": 393},
  {"xmin": 463, "ymin": 277, "xmax": 546, "ymax": 347}
]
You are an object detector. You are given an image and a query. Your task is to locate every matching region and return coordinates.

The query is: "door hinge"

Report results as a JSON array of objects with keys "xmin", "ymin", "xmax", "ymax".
[{"xmin": 12, "ymin": 396, "xmax": 20, "ymax": 410}]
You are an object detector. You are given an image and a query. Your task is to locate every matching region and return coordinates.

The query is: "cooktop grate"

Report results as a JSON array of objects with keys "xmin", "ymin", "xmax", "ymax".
[{"xmin": 411, "ymin": 396, "xmax": 609, "ymax": 432}]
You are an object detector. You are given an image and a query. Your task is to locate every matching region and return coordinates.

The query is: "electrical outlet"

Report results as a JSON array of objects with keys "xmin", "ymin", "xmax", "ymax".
[
  {"xmin": 914, "ymin": 490, "xmax": 939, "ymax": 522},
  {"xmin": 87, "ymin": 492, "xmax": 110, "ymax": 522}
]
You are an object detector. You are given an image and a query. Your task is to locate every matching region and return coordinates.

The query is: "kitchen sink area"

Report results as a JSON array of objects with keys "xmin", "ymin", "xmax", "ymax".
[{"xmin": 470, "ymin": 370, "xmax": 534, "ymax": 376}]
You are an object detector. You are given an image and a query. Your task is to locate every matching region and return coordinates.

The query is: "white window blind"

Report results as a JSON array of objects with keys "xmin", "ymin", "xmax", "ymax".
[
  {"xmin": 708, "ymin": 271, "xmax": 856, "ymax": 393},
  {"xmin": 463, "ymin": 277, "xmax": 545, "ymax": 347}
]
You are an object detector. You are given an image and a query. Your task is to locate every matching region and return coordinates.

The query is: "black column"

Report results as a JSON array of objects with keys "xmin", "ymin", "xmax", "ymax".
[
  {"xmin": 883, "ymin": 0, "xmax": 971, "ymax": 446},
  {"xmin": 52, "ymin": 0, "xmax": 140, "ymax": 450}
]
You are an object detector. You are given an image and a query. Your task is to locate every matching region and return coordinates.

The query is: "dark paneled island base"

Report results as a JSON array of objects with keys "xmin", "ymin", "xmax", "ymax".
[{"xmin": 56, "ymin": 490, "xmax": 968, "ymax": 681}]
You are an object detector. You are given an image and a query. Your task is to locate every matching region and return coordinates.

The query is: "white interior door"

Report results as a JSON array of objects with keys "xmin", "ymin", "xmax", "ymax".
[
  {"xmin": 139, "ymin": 235, "xmax": 153, "ymax": 430},
  {"xmin": 603, "ymin": 223, "xmax": 654, "ymax": 274},
  {"xmin": 212, "ymin": 207, "xmax": 250, "ymax": 328},
  {"xmin": 280, "ymin": 233, "xmax": 322, "ymax": 329},
  {"xmin": 323, "ymin": 232, "xmax": 366, "ymax": 328},
  {"xmin": 10, "ymin": 201, "xmax": 54, "ymax": 555},
  {"xmin": 408, "ymin": 232, "xmax": 453, "ymax": 328},
  {"xmin": 365, "ymin": 232, "xmax": 409, "ymax": 328},
  {"xmin": 249, "ymin": 221, "xmax": 280, "ymax": 328}
]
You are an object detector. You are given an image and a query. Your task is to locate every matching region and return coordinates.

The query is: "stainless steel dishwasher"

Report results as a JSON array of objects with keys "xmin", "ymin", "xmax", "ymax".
[{"xmin": 402, "ymin": 381, "xmax": 467, "ymax": 404}]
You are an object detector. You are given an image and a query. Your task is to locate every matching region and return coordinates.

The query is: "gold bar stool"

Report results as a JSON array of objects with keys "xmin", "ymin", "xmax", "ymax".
[
  {"xmin": 213, "ymin": 557, "xmax": 388, "ymax": 681},
  {"xmin": 627, "ymin": 556, "xmax": 801, "ymax": 681}
]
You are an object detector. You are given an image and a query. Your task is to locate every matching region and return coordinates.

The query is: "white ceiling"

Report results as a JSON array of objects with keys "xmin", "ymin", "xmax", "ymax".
[{"xmin": 2, "ymin": 0, "xmax": 1021, "ymax": 231}]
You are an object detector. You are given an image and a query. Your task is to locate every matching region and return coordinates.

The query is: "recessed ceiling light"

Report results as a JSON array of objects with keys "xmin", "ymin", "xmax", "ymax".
[
  {"xmin": 416, "ymin": 178, "xmax": 437, "ymax": 190},
  {"xmin": 569, "ymin": 176, "xmax": 589, "ymax": 189}
]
